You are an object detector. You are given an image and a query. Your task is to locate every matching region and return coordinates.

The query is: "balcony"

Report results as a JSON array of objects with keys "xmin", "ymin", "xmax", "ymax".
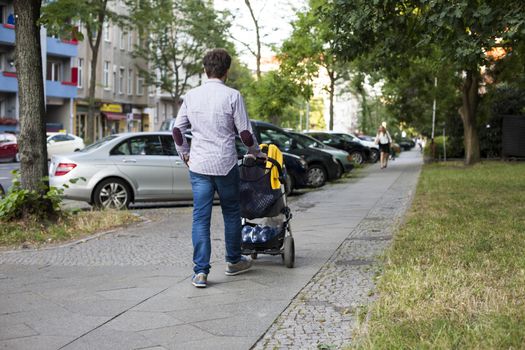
[
  {"xmin": 46, "ymin": 37, "xmax": 78, "ymax": 57},
  {"xmin": 46, "ymin": 80, "xmax": 77, "ymax": 99},
  {"xmin": 0, "ymin": 71, "xmax": 17, "ymax": 92},
  {"xmin": 0, "ymin": 24, "xmax": 15, "ymax": 45}
]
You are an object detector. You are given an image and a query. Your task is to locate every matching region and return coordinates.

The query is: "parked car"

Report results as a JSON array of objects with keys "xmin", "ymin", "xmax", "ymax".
[
  {"xmin": 185, "ymin": 132, "xmax": 310, "ymax": 195},
  {"xmin": 397, "ymin": 138, "xmax": 415, "ymax": 151},
  {"xmin": 159, "ymin": 118, "xmax": 176, "ymax": 132},
  {"xmin": 250, "ymin": 121, "xmax": 341, "ymax": 188},
  {"xmin": 342, "ymin": 132, "xmax": 380, "ymax": 163},
  {"xmin": 0, "ymin": 133, "xmax": 19, "ymax": 162},
  {"xmin": 305, "ymin": 131, "xmax": 372, "ymax": 164},
  {"xmin": 49, "ymin": 132, "xmax": 193, "ymax": 209},
  {"xmin": 47, "ymin": 132, "xmax": 85, "ymax": 159},
  {"xmin": 287, "ymin": 131, "xmax": 354, "ymax": 175}
]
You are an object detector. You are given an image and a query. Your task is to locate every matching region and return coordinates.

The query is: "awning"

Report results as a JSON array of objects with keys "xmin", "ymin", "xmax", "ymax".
[
  {"xmin": 102, "ymin": 112, "xmax": 126, "ymax": 121},
  {"xmin": 102, "ymin": 112, "xmax": 144, "ymax": 121}
]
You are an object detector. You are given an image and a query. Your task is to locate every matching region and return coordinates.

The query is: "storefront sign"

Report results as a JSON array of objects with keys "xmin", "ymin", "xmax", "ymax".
[{"xmin": 100, "ymin": 104, "xmax": 122, "ymax": 113}]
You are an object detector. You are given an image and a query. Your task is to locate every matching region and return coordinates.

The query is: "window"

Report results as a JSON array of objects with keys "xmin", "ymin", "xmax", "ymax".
[
  {"xmin": 119, "ymin": 67, "xmax": 124, "ymax": 94},
  {"xmin": 103, "ymin": 22, "xmax": 111, "ymax": 42},
  {"xmin": 113, "ymin": 67, "xmax": 117, "ymax": 93},
  {"xmin": 160, "ymin": 135, "xmax": 177, "ymax": 156},
  {"xmin": 120, "ymin": 30, "xmax": 125, "ymax": 50},
  {"xmin": 127, "ymin": 32, "xmax": 132, "ymax": 51},
  {"xmin": 77, "ymin": 58, "xmax": 83, "ymax": 88},
  {"xmin": 258, "ymin": 127, "xmax": 293, "ymax": 151},
  {"xmin": 103, "ymin": 61, "xmax": 110, "ymax": 88},
  {"xmin": 127, "ymin": 69, "xmax": 133, "ymax": 95},
  {"xmin": 137, "ymin": 76, "xmax": 144, "ymax": 96},
  {"xmin": 110, "ymin": 136, "xmax": 166, "ymax": 156},
  {"xmin": 46, "ymin": 61, "xmax": 61, "ymax": 81}
]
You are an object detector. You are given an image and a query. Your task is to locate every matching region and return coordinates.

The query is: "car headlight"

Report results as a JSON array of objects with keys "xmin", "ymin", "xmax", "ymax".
[{"xmin": 299, "ymin": 158, "xmax": 308, "ymax": 169}]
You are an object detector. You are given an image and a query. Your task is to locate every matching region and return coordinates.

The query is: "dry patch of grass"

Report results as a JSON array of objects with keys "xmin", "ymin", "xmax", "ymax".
[
  {"xmin": 0, "ymin": 209, "xmax": 141, "ymax": 249},
  {"xmin": 352, "ymin": 161, "xmax": 525, "ymax": 349}
]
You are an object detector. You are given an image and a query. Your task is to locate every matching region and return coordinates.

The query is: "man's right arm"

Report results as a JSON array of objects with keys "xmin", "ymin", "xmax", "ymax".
[
  {"xmin": 232, "ymin": 92, "xmax": 262, "ymax": 157},
  {"xmin": 172, "ymin": 101, "xmax": 190, "ymax": 164}
]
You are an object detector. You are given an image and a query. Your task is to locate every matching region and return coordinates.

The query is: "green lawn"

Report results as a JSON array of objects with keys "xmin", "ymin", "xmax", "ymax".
[
  {"xmin": 0, "ymin": 209, "xmax": 140, "ymax": 249},
  {"xmin": 353, "ymin": 161, "xmax": 525, "ymax": 349}
]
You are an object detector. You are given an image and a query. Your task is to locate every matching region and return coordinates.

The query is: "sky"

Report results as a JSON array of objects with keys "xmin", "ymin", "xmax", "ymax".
[{"xmin": 213, "ymin": 0, "xmax": 308, "ymax": 70}]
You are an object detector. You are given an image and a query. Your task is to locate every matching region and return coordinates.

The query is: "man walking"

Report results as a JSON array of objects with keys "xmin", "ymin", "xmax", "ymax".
[{"xmin": 172, "ymin": 48, "xmax": 261, "ymax": 288}]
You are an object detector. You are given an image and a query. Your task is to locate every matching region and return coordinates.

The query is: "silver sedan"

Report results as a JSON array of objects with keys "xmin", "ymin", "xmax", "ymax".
[{"xmin": 49, "ymin": 132, "xmax": 192, "ymax": 209}]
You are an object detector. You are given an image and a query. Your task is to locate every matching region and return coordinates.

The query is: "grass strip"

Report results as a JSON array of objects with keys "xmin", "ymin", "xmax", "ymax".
[
  {"xmin": 353, "ymin": 161, "xmax": 525, "ymax": 349},
  {"xmin": 0, "ymin": 209, "xmax": 141, "ymax": 248}
]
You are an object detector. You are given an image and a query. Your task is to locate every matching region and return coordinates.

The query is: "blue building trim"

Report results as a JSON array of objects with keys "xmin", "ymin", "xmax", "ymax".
[
  {"xmin": 46, "ymin": 37, "xmax": 78, "ymax": 57},
  {"xmin": 46, "ymin": 80, "xmax": 77, "ymax": 98},
  {"xmin": 0, "ymin": 24, "xmax": 15, "ymax": 45},
  {"xmin": 0, "ymin": 73, "xmax": 17, "ymax": 93}
]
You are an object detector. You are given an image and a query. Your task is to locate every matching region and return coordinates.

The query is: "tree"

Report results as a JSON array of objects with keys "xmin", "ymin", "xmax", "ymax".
[
  {"xmin": 246, "ymin": 70, "xmax": 300, "ymax": 125},
  {"xmin": 129, "ymin": 0, "xmax": 232, "ymax": 111},
  {"xmin": 41, "ymin": 0, "xmax": 123, "ymax": 144},
  {"xmin": 279, "ymin": 0, "xmax": 348, "ymax": 131},
  {"xmin": 328, "ymin": 0, "xmax": 525, "ymax": 164},
  {"xmin": 14, "ymin": 1, "xmax": 49, "ymax": 198},
  {"xmin": 243, "ymin": 0, "xmax": 262, "ymax": 79}
]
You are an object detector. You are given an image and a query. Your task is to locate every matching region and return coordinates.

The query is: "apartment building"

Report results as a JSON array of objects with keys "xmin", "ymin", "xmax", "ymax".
[
  {"xmin": 0, "ymin": 0, "xmax": 77, "ymax": 133},
  {"xmin": 75, "ymin": 3, "xmax": 150, "ymax": 141}
]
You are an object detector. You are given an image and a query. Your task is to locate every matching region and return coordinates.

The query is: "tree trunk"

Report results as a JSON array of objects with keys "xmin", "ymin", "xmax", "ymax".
[
  {"xmin": 245, "ymin": 0, "xmax": 261, "ymax": 79},
  {"xmin": 86, "ymin": 3, "xmax": 107, "ymax": 144},
  {"xmin": 328, "ymin": 70, "xmax": 335, "ymax": 131},
  {"xmin": 14, "ymin": 0, "xmax": 49, "ymax": 194},
  {"xmin": 458, "ymin": 70, "xmax": 481, "ymax": 165}
]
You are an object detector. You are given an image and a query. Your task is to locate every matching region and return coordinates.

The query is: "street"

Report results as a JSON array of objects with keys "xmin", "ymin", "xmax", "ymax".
[
  {"xmin": 0, "ymin": 150, "xmax": 422, "ymax": 350},
  {"xmin": 0, "ymin": 162, "xmax": 18, "ymax": 192}
]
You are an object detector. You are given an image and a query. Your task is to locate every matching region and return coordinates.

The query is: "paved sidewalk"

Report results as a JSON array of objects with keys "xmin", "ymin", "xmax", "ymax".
[{"xmin": 0, "ymin": 150, "xmax": 422, "ymax": 350}]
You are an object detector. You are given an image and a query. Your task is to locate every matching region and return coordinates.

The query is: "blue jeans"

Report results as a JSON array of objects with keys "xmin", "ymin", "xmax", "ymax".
[{"xmin": 189, "ymin": 166, "xmax": 242, "ymax": 275}]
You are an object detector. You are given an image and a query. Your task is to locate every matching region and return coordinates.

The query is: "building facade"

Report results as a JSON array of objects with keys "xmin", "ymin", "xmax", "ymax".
[
  {"xmin": 75, "ymin": 3, "xmax": 150, "ymax": 141},
  {"xmin": 0, "ymin": 0, "xmax": 78, "ymax": 133}
]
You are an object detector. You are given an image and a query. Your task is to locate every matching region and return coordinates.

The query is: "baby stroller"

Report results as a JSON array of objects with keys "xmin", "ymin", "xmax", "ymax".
[{"xmin": 239, "ymin": 144, "xmax": 295, "ymax": 268}]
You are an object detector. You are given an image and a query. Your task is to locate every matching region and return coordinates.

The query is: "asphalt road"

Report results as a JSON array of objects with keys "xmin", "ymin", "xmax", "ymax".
[{"xmin": 0, "ymin": 161, "xmax": 18, "ymax": 192}]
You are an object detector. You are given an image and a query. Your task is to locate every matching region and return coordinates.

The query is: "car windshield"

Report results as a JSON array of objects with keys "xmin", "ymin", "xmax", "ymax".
[
  {"xmin": 336, "ymin": 133, "xmax": 357, "ymax": 143},
  {"xmin": 79, "ymin": 135, "xmax": 119, "ymax": 152},
  {"xmin": 291, "ymin": 133, "xmax": 324, "ymax": 148}
]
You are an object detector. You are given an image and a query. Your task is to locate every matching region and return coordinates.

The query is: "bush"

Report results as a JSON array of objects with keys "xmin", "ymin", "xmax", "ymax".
[
  {"xmin": 423, "ymin": 136, "xmax": 464, "ymax": 160},
  {"xmin": 0, "ymin": 171, "xmax": 82, "ymax": 222}
]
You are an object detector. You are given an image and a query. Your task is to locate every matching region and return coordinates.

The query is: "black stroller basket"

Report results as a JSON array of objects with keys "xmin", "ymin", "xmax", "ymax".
[{"xmin": 239, "ymin": 156, "xmax": 285, "ymax": 220}]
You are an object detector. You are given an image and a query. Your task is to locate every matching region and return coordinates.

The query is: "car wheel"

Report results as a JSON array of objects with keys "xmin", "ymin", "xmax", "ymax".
[
  {"xmin": 336, "ymin": 162, "xmax": 344, "ymax": 178},
  {"xmin": 93, "ymin": 178, "xmax": 132, "ymax": 210},
  {"xmin": 307, "ymin": 164, "xmax": 326, "ymax": 188},
  {"xmin": 284, "ymin": 173, "xmax": 294, "ymax": 196},
  {"xmin": 370, "ymin": 149, "xmax": 380, "ymax": 163},
  {"xmin": 350, "ymin": 151, "xmax": 364, "ymax": 165},
  {"xmin": 14, "ymin": 152, "xmax": 20, "ymax": 163}
]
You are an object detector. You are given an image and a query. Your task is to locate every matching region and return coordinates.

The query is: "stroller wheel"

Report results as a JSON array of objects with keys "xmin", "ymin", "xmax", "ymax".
[
  {"xmin": 283, "ymin": 236, "xmax": 295, "ymax": 268},
  {"xmin": 251, "ymin": 253, "xmax": 258, "ymax": 260}
]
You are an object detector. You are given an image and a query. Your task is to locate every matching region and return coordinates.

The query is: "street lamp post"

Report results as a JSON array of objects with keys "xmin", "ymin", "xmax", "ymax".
[{"xmin": 431, "ymin": 77, "xmax": 437, "ymax": 159}]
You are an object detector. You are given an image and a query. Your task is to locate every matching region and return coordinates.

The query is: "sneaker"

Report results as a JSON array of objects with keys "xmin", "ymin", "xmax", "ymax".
[
  {"xmin": 192, "ymin": 273, "xmax": 207, "ymax": 288},
  {"xmin": 225, "ymin": 256, "xmax": 253, "ymax": 276}
]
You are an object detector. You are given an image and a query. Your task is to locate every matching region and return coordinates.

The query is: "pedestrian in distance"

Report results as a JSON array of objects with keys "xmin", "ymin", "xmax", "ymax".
[
  {"xmin": 375, "ymin": 125, "xmax": 392, "ymax": 169},
  {"xmin": 172, "ymin": 48, "xmax": 264, "ymax": 288}
]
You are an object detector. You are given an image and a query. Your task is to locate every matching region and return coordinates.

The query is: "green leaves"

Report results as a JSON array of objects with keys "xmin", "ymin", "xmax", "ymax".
[{"xmin": 129, "ymin": 0, "xmax": 233, "ymax": 101}]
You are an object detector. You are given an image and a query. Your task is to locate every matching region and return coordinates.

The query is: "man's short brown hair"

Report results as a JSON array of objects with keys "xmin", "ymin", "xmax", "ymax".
[{"xmin": 203, "ymin": 48, "xmax": 232, "ymax": 79}]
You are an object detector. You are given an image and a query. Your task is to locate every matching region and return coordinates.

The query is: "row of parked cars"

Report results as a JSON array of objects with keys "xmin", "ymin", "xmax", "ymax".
[
  {"xmin": 48, "ymin": 120, "xmax": 383, "ymax": 210},
  {"xmin": 0, "ymin": 132, "xmax": 85, "ymax": 162}
]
